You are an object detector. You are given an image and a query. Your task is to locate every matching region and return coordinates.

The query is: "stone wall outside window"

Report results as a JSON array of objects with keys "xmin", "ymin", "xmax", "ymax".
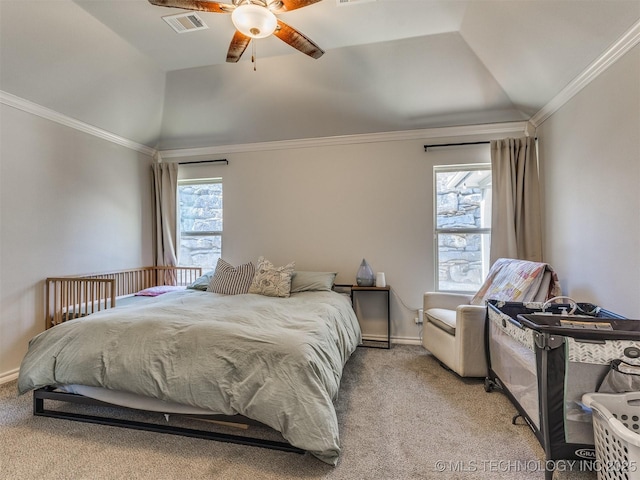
[{"xmin": 179, "ymin": 183, "xmax": 222, "ymax": 273}]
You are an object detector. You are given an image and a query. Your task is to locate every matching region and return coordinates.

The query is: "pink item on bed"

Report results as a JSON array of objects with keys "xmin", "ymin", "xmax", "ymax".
[{"xmin": 135, "ymin": 285, "xmax": 186, "ymax": 297}]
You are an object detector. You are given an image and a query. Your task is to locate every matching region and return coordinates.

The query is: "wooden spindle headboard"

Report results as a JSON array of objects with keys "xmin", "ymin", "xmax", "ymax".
[{"xmin": 45, "ymin": 266, "xmax": 202, "ymax": 329}]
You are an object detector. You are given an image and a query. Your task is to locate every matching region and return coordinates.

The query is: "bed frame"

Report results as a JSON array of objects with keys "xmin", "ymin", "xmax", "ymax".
[
  {"xmin": 45, "ymin": 266, "xmax": 202, "ymax": 328},
  {"xmin": 33, "ymin": 387, "xmax": 304, "ymax": 455}
]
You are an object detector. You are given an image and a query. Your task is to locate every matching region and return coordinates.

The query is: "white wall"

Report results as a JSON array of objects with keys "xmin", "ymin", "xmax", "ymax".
[
  {"xmin": 0, "ymin": 105, "xmax": 154, "ymax": 380},
  {"xmin": 177, "ymin": 137, "xmax": 493, "ymax": 343},
  {"xmin": 537, "ymin": 44, "xmax": 640, "ymax": 317}
]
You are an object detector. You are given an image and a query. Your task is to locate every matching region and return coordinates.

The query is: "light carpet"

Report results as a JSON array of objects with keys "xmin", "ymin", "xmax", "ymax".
[{"xmin": 1, "ymin": 345, "xmax": 597, "ymax": 479}]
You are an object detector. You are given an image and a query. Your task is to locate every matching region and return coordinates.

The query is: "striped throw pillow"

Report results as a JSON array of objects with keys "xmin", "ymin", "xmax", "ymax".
[{"xmin": 207, "ymin": 259, "xmax": 255, "ymax": 295}]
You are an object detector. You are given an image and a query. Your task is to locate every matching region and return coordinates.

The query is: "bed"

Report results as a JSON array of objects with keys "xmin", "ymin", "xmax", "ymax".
[{"xmin": 19, "ymin": 265, "xmax": 362, "ymax": 465}]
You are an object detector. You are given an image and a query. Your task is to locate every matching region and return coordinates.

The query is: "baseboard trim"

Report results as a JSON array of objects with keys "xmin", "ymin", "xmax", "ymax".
[
  {"xmin": 0, "ymin": 368, "xmax": 19, "ymax": 385},
  {"xmin": 362, "ymin": 334, "xmax": 422, "ymax": 346},
  {"xmin": 391, "ymin": 336, "xmax": 422, "ymax": 346}
]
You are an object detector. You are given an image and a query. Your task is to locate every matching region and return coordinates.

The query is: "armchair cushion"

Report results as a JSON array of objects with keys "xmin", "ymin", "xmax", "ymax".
[
  {"xmin": 424, "ymin": 292, "xmax": 473, "ymax": 311},
  {"xmin": 425, "ymin": 308, "xmax": 457, "ymax": 335}
]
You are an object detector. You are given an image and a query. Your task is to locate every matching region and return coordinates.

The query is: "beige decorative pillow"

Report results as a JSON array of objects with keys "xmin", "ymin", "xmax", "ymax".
[{"xmin": 248, "ymin": 256, "xmax": 295, "ymax": 298}]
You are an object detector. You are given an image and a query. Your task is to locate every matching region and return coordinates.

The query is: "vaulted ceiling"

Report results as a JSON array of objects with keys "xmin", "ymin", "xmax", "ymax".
[{"xmin": 1, "ymin": 0, "xmax": 638, "ymax": 150}]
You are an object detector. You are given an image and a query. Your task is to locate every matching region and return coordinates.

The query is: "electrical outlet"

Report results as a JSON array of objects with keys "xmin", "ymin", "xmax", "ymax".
[{"xmin": 415, "ymin": 308, "xmax": 424, "ymax": 324}]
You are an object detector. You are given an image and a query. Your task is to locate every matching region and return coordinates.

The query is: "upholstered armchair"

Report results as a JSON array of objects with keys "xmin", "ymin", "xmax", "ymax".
[{"xmin": 422, "ymin": 258, "xmax": 559, "ymax": 378}]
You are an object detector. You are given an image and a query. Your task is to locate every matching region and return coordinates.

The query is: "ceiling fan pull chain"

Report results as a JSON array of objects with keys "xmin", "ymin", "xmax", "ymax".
[{"xmin": 252, "ymin": 40, "xmax": 257, "ymax": 71}]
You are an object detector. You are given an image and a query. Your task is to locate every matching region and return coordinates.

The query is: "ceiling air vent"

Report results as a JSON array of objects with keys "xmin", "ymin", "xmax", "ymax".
[
  {"xmin": 162, "ymin": 12, "xmax": 208, "ymax": 33},
  {"xmin": 336, "ymin": 0, "xmax": 376, "ymax": 5}
]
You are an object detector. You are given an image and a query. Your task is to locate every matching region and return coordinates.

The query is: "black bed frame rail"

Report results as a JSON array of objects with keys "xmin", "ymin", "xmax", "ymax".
[{"xmin": 33, "ymin": 387, "xmax": 304, "ymax": 455}]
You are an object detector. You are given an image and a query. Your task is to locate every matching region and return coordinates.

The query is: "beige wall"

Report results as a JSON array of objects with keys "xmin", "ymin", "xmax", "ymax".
[
  {"xmin": 537, "ymin": 44, "xmax": 640, "ymax": 317},
  {"xmin": 177, "ymin": 139, "xmax": 493, "ymax": 343},
  {"xmin": 0, "ymin": 105, "xmax": 154, "ymax": 380}
]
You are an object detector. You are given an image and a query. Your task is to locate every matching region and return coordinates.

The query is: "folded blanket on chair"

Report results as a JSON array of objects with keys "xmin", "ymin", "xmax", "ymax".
[{"xmin": 470, "ymin": 258, "xmax": 561, "ymax": 305}]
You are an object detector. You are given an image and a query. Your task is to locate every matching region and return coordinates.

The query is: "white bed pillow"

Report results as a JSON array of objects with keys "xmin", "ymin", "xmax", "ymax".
[
  {"xmin": 248, "ymin": 256, "xmax": 295, "ymax": 298},
  {"xmin": 187, "ymin": 270, "xmax": 215, "ymax": 291},
  {"xmin": 207, "ymin": 259, "xmax": 255, "ymax": 295}
]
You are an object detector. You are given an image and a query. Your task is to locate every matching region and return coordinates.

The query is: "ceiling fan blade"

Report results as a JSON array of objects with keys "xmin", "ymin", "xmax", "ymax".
[
  {"xmin": 268, "ymin": 0, "xmax": 322, "ymax": 14},
  {"xmin": 148, "ymin": 0, "xmax": 233, "ymax": 14},
  {"xmin": 273, "ymin": 19, "xmax": 324, "ymax": 59},
  {"xmin": 226, "ymin": 31, "xmax": 251, "ymax": 63}
]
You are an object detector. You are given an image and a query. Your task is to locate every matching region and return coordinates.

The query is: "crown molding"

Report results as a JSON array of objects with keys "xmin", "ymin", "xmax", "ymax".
[
  {"xmin": 530, "ymin": 19, "xmax": 640, "ymax": 128},
  {"xmin": 159, "ymin": 121, "xmax": 530, "ymax": 159},
  {"xmin": 1, "ymin": 88, "xmax": 527, "ymax": 159},
  {"xmin": 0, "ymin": 91, "xmax": 157, "ymax": 157}
]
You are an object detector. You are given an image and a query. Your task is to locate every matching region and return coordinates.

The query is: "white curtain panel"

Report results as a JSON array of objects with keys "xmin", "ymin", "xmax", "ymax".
[
  {"xmin": 152, "ymin": 162, "xmax": 179, "ymax": 271},
  {"xmin": 490, "ymin": 137, "xmax": 542, "ymax": 264}
]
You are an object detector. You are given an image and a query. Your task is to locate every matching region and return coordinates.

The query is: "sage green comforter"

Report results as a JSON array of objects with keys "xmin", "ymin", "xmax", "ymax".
[{"xmin": 18, "ymin": 290, "xmax": 362, "ymax": 465}]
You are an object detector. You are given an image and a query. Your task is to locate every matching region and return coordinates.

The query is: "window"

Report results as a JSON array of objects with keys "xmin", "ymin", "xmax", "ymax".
[
  {"xmin": 178, "ymin": 178, "xmax": 222, "ymax": 272},
  {"xmin": 434, "ymin": 165, "xmax": 491, "ymax": 292}
]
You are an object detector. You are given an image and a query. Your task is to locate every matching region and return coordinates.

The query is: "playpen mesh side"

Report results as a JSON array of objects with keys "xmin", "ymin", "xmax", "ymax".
[{"xmin": 487, "ymin": 306, "xmax": 540, "ymax": 428}]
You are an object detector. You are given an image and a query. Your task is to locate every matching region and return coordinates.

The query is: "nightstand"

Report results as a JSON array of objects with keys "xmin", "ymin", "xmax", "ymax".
[{"xmin": 350, "ymin": 285, "xmax": 391, "ymax": 349}]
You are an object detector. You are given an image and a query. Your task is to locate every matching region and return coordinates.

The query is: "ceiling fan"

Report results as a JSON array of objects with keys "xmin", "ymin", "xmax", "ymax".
[{"xmin": 148, "ymin": 0, "xmax": 325, "ymax": 63}]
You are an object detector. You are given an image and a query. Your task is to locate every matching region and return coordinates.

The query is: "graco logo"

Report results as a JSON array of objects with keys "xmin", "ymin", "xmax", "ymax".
[{"xmin": 575, "ymin": 449, "xmax": 596, "ymax": 459}]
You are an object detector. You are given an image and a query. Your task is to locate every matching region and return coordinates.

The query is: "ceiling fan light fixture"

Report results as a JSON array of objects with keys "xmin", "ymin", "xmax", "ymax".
[{"xmin": 231, "ymin": 4, "xmax": 277, "ymax": 39}]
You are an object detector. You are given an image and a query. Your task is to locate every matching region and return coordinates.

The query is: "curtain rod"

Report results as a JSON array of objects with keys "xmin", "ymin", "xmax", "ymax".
[
  {"xmin": 424, "ymin": 138, "xmax": 538, "ymax": 151},
  {"xmin": 424, "ymin": 141, "xmax": 489, "ymax": 151},
  {"xmin": 178, "ymin": 159, "xmax": 228, "ymax": 166}
]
